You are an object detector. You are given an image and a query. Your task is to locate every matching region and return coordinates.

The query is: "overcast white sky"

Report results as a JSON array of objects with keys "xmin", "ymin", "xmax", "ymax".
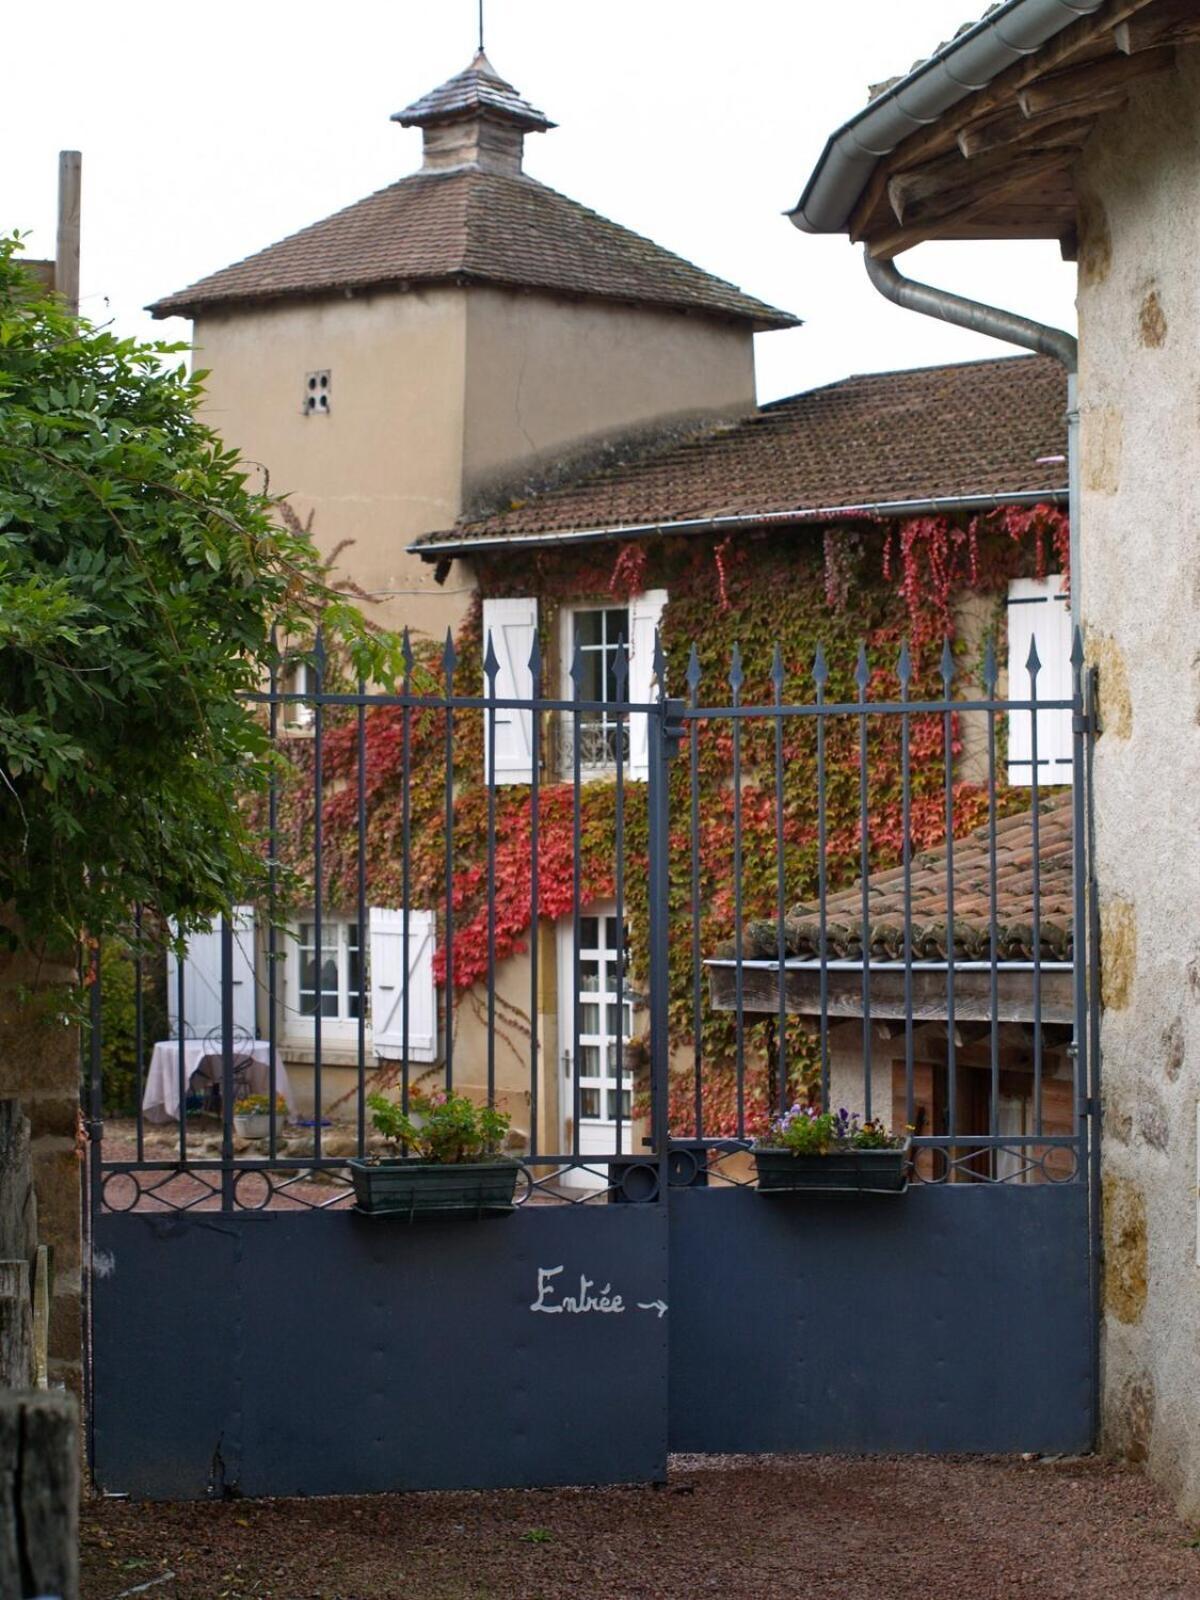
[{"xmin": 5, "ymin": 0, "xmax": 1078, "ymax": 404}]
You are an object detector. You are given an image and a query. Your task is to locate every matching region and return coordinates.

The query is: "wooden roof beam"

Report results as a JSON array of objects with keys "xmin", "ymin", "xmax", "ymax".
[
  {"xmin": 1116, "ymin": 0, "xmax": 1200, "ymax": 53},
  {"xmin": 957, "ymin": 96, "xmax": 1128, "ymax": 158},
  {"xmin": 1018, "ymin": 42, "xmax": 1175, "ymax": 117},
  {"xmin": 888, "ymin": 146, "xmax": 1075, "ymax": 228},
  {"xmin": 848, "ymin": 0, "xmax": 1162, "ymax": 244}
]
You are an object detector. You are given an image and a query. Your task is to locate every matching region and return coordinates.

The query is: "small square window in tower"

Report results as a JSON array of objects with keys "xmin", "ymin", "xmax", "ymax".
[{"xmin": 304, "ymin": 371, "xmax": 331, "ymax": 415}]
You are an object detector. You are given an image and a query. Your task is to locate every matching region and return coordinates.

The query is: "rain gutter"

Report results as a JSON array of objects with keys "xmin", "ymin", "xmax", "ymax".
[
  {"xmin": 789, "ymin": 0, "xmax": 1089, "ymax": 620},
  {"xmin": 788, "ymin": 0, "xmax": 1107, "ymax": 235},
  {"xmin": 409, "ymin": 486, "xmax": 1067, "ymax": 560}
]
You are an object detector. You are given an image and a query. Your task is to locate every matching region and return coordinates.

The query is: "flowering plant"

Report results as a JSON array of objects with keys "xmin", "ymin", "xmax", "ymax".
[
  {"xmin": 367, "ymin": 1090, "xmax": 510, "ymax": 1164},
  {"xmin": 754, "ymin": 1104, "xmax": 905, "ymax": 1155},
  {"xmin": 233, "ymin": 1093, "xmax": 286, "ymax": 1117}
]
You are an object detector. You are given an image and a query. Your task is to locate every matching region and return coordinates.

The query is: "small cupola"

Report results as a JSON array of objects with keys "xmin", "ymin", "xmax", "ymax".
[{"xmin": 392, "ymin": 51, "xmax": 555, "ymax": 177}]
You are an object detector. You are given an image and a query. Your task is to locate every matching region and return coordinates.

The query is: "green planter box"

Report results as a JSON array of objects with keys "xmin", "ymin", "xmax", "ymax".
[
  {"xmin": 753, "ymin": 1140, "xmax": 911, "ymax": 1195},
  {"xmin": 349, "ymin": 1157, "xmax": 519, "ymax": 1218}
]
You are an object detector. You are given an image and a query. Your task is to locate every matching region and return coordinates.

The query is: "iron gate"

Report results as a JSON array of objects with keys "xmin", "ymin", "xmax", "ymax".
[{"xmin": 85, "ymin": 625, "xmax": 1101, "ymax": 1496}]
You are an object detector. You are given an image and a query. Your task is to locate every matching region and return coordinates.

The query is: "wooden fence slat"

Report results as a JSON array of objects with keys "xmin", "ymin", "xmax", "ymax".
[{"xmin": 0, "ymin": 1258, "xmax": 32, "ymax": 1389}]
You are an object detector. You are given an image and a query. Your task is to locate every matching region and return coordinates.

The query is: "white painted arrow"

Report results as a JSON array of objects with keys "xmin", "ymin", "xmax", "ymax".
[{"xmin": 636, "ymin": 1299, "xmax": 668, "ymax": 1318}]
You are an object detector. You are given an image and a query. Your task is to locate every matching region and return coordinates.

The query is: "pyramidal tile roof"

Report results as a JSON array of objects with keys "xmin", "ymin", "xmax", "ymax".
[
  {"xmin": 393, "ymin": 49, "xmax": 555, "ymax": 131},
  {"xmin": 149, "ymin": 54, "xmax": 794, "ymax": 329},
  {"xmin": 149, "ymin": 170, "xmax": 795, "ymax": 327}
]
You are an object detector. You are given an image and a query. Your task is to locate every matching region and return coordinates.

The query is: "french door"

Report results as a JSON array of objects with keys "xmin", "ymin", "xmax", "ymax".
[{"xmin": 558, "ymin": 908, "xmax": 637, "ymax": 1185}]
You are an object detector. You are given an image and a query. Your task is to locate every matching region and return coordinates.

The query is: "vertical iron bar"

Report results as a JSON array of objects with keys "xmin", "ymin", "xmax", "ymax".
[
  {"xmin": 986, "ymin": 644, "xmax": 1001, "ymax": 1152},
  {"xmin": 356, "ymin": 677, "xmax": 367, "ymax": 1156},
  {"xmin": 613, "ymin": 639, "xmax": 627, "ymax": 1158},
  {"xmin": 1028, "ymin": 640, "xmax": 1044, "ymax": 1138},
  {"xmin": 443, "ymin": 631, "xmax": 457, "ymax": 1091},
  {"xmin": 1070, "ymin": 630, "xmax": 1089, "ymax": 1172},
  {"xmin": 856, "ymin": 645, "xmax": 872, "ymax": 1123},
  {"xmin": 814, "ymin": 646, "xmax": 830, "ymax": 1111},
  {"xmin": 485, "ymin": 634, "xmax": 498, "ymax": 1109},
  {"xmin": 687, "ymin": 646, "xmax": 703, "ymax": 1141},
  {"xmin": 176, "ymin": 942, "xmax": 187, "ymax": 1164},
  {"xmin": 647, "ymin": 694, "xmax": 673, "ymax": 1196},
  {"xmin": 267, "ymin": 646, "xmax": 279, "ymax": 1162},
  {"xmin": 312, "ymin": 631, "xmax": 325, "ymax": 1161},
  {"xmin": 528, "ymin": 636, "xmax": 541, "ymax": 1158},
  {"xmin": 133, "ymin": 907, "xmax": 144, "ymax": 1163},
  {"xmin": 730, "ymin": 644, "xmax": 745, "ymax": 1141},
  {"xmin": 571, "ymin": 640, "xmax": 583, "ymax": 1165},
  {"xmin": 899, "ymin": 646, "xmax": 915, "ymax": 1132},
  {"xmin": 772, "ymin": 644, "xmax": 788, "ymax": 1116},
  {"xmin": 401, "ymin": 632, "xmax": 413, "ymax": 1115},
  {"xmin": 88, "ymin": 941, "xmax": 103, "ymax": 1216},
  {"xmin": 220, "ymin": 915, "xmax": 235, "ymax": 1211},
  {"xmin": 1085, "ymin": 665, "xmax": 1103, "ymax": 1442},
  {"xmin": 941, "ymin": 640, "xmax": 957, "ymax": 1155}
]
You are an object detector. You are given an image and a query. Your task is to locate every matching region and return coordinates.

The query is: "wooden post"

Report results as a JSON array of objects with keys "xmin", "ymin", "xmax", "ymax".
[
  {"xmin": 55, "ymin": 151, "xmax": 81, "ymax": 316},
  {"xmin": 0, "ymin": 1100, "xmax": 37, "ymax": 1389},
  {"xmin": 0, "ymin": 1391, "xmax": 80, "ymax": 1600}
]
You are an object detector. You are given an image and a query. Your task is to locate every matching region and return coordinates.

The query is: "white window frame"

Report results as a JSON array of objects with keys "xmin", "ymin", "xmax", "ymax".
[
  {"xmin": 284, "ymin": 914, "xmax": 363, "ymax": 1044},
  {"xmin": 556, "ymin": 907, "xmax": 638, "ymax": 1162},
  {"xmin": 559, "ymin": 603, "xmax": 632, "ymax": 777},
  {"xmin": 1006, "ymin": 575, "xmax": 1073, "ymax": 786}
]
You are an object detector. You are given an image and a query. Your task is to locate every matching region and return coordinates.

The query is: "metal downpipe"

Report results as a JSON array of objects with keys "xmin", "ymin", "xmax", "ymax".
[{"xmin": 864, "ymin": 252, "xmax": 1080, "ymax": 626}]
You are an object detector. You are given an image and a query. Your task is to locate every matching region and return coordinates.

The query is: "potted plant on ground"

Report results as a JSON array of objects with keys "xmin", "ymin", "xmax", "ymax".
[
  {"xmin": 233, "ymin": 1093, "xmax": 287, "ymax": 1140},
  {"xmin": 752, "ymin": 1105, "xmax": 911, "ymax": 1194},
  {"xmin": 350, "ymin": 1091, "xmax": 518, "ymax": 1217}
]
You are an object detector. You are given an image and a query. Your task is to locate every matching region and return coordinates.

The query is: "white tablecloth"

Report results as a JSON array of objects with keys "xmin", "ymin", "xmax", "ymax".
[{"xmin": 142, "ymin": 1040, "xmax": 295, "ymax": 1124}]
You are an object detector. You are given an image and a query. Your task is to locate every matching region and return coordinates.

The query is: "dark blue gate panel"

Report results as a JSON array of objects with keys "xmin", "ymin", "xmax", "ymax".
[
  {"xmin": 668, "ymin": 1183, "xmax": 1092, "ymax": 1455},
  {"xmin": 92, "ymin": 1205, "xmax": 668, "ymax": 1499}
]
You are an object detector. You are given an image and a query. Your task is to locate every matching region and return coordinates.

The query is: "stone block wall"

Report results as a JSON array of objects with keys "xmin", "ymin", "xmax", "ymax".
[{"xmin": 1077, "ymin": 53, "xmax": 1200, "ymax": 1517}]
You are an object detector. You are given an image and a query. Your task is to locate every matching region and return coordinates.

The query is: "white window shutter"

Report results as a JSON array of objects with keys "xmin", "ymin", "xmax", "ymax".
[
  {"xmin": 167, "ymin": 906, "xmax": 256, "ymax": 1038},
  {"xmin": 627, "ymin": 589, "xmax": 668, "ymax": 782},
  {"xmin": 369, "ymin": 908, "xmax": 437, "ymax": 1062},
  {"xmin": 1007, "ymin": 576, "xmax": 1073, "ymax": 786},
  {"xmin": 482, "ymin": 597, "xmax": 537, "ymax": 784}
]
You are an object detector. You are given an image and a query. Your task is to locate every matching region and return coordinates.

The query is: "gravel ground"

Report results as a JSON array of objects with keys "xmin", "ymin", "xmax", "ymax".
[{"xmin": 81, "ymin": 1453, "xmax": 1200, "ymax": 1600}]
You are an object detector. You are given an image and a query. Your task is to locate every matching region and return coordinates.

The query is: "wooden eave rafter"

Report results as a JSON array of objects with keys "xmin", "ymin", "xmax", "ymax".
[
  {"xmin": 849, "ymin": 0, "xmax": 1184, "ymax": 255},
  {"xmin": 1116, "ymin": 0, "xmax": 1200, "ymax": 52}
]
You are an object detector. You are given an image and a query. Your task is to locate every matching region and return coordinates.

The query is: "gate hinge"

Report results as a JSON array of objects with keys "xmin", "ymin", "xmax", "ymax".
[
  {"xmin": 1084, "ymin": 1096, "xmax": 1102, "ymax": 1120},
  {"xmin": 1072, "ymin": 711, "xmax": 1093, "ymax": 736},
  {"xmin": 85, "ymin": 1117, "xmax": 104, "ymax": 1143}
]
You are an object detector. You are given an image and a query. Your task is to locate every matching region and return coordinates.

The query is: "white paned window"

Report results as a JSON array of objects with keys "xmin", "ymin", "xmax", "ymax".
[
  {"xmin": 369, "ymin": 908, "xmax": 438, "ymax": 1062},
  {"xmin": 166, "ymin": 907, "xmax": 256, "ymax": 1039},
  {"xmin": 1006, "ymin": 576, "xmax": 1073, "ymax": 786},
  {"xmin": 559, "ymin": 589, "xmax": 667, "ymax": 779},
  {"xmin": 482, "ymin": 596, "xmax": 537, "ymax": 784},
  {"xmin": 297, "ymin": 919, "xmax": 361, "ymax": 1022},
  {"xmin": 564, "ymin": 604, "xmax": 630, "ymax": 771}
]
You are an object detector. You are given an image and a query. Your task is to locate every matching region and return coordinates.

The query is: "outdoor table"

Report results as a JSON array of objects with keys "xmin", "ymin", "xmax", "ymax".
[{"xmin": 142, "ymin": 1039, "xmax": 295, "ymax": 1124}]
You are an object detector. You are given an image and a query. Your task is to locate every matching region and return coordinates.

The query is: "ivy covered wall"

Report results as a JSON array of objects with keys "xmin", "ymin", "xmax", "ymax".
[{"xmin": 276, "ymin": 503, "xmax": 1068, "ymax": 1134}]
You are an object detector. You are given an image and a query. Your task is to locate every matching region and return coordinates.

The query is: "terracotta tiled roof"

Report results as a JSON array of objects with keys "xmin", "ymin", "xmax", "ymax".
[
  {"xmin": 414, "ymin": 353, "xmax": 1067, "ymax": 550},
  {"xmin": 147, "ymin": 169, "xmax": 795, "ymax": 328},
  {"xmin": 393, "ymin": 50, "xmax": 554, "ymax": 131},
  {"xmin": 730, "ymin": 793, "xmax": 1074, "ymax": 965}
]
